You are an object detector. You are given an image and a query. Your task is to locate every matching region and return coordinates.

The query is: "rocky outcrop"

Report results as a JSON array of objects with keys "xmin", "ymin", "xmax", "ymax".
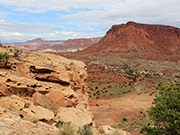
[
  {"xmin": 0, "ymin": 106, "xmax": 58, "ymax": 135},
  {"xmin": 72, "ymin": 21, "xmax": 180, "ymax": 61},
  {"xmin": 0, "ymin": 47, "xmax": 94, "ymax": 129}
]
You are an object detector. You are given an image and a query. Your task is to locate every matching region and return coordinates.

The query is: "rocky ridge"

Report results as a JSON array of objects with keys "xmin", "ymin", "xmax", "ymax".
[
  {"xmin": 0, "ymin": 47, "xmax": 94, "ymax": 134},
  {"xmin": 4, "ymin": 38, "xmax": 63, "ymax": 51}
]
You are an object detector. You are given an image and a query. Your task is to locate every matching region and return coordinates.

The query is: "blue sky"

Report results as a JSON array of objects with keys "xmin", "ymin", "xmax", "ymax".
[{"xmin": 0, "ymin": 0, "xmax": 180, "ymax": 43}]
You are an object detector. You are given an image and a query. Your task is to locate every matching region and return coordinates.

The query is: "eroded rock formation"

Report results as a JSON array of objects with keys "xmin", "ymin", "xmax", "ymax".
[{"xmin": 0, "ymin": 47, "xmax": 94, "ymax": 129}]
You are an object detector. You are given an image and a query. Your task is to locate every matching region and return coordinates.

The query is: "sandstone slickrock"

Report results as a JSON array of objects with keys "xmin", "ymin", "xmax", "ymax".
[
  {"xmin": 0, "ymin": 106, "xmax": 58, "ymax": 135},
  {"xmin": 33, "ymin": 92, "xmax": 58, "ymax": 115},
  {"xmin": 0, "ymin": 47, "xmax": 94, "ymax": 132},
  {"xmin": 54, "ymin": 108, "xmax": 93, "ymax": 128}
]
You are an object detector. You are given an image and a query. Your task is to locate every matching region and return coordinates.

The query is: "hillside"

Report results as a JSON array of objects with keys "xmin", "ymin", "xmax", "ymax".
[
  {"xmin": 4, "ymin": 38, "xmax": 63, "ymax": 51},
  {"xmin": 72, "ymin": 21, "xmax": 180, "ymax": 61},
  {"xmin": 50, "ymin": 38, "xmax": 100, "ymax": 52},
  {"xmin": 0, "ymin": 46, "xmax": 130, "ymax": 135},
  {"xmin": 64, "ymin": 22, "xmax": 180, "ymax": 134},
  {"xmin": 3, "ymin": 38, "xmax": 100, "ymax": 53}
]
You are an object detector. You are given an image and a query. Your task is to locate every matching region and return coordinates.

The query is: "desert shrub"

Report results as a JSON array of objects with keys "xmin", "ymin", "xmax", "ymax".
[
  {"xmin": 13, "ymin": 49, "xmax": 22, "ymax": 58},
  {"xmin": 96, "ymin": 104, "xmax": 99, "ymax": 107},
  {"xmin": 98, "ymin": 126, "xmax": 105, "ymax": 134},
  {"xmin": 96, "ymin": 90, "xmax": 99, "ymax": 94},
  {"xmin": 96, "ymin": 96, "xmax": 99, "ymax": 100},
  {"xmin": 77, "ymin": 124, "xmax": 93, "ymax": 135},
  {"xmin": 0, "ymin": 43, "xmax": 2, "ymax": 47},
  {"xmin": 58, "ymin": 122, "xmax": 76, "ymax": 135},
  {"xmin": 122, "ymin": 91, "xmax": 126, "ymax": 94},
  {"xmin": 108, "ymin": 85, "xmax": 112, "ymax": 88},
  {"xmin": 70, "ymin": 61, "xmax": 74, "ymax": 65},
  {"xmin": 55, "ymin": 121, "xmax": 62, "ymax": 128},
  {"xmin": 0, "ymin": 52, "xmax": 11, "ymax": 63},
  {"xmin": 122, "ymin": 118, "xmax": 127, "ymax": 122},
  {"xmin": 149, "ymin": 91, "xmax": 154, "ymax": 96}
]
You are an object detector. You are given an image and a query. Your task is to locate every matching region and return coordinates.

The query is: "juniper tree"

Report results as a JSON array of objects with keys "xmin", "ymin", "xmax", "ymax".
[{"xmin": 140, "ymin": 82, "xmax": 180, "ymax": 135}]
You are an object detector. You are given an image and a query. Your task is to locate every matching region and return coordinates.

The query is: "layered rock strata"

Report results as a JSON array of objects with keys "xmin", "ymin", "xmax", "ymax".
[{"xmin": 0, "ymin": 47, "xmax": 93, "ymax": 129}]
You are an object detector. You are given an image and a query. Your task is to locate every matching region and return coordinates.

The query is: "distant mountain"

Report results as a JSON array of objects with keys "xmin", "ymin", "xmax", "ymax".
[
  {"xmin": 71, "ymin": 21, "xmax": 180, "ymax": 61},
  {"xmin": 3, "ymin": 38, "xmax": 100, "ymax": 52},
  {"xmin": 4, "ymin": 38, "xmax": 64, "ymax": 51},
  {"xmin": 50, "ymin": 38, "xmax": 100, "ymax": 52}
]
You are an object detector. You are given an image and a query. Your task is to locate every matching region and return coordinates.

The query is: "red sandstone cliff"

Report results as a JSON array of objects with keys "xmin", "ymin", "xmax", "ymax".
[{"xmin": 72, "ymin": 21, "xmax": 180, "ymax": 61}]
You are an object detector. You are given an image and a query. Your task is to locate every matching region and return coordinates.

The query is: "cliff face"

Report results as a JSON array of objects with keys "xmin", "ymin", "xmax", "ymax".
[
  {"xmin": 0, "ymin": 47, "xmax": 94, "ymax": 131},
  {"xmin": 72, "ymin": 21, "xmax": 180, "ymax": 61}
]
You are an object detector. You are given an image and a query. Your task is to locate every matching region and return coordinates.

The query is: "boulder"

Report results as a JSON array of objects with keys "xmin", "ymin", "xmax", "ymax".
[
  {"xmin": 32, "ymin": 92, "xmax": 58, "ymax": 115},
  {"xmin": 22, "ymin": 103, "xmax": 54, "ymax": 122},
  {"xmin": 0, "ymin": 95, "xmax": 54, "ymax": 123},
  {"xmin": 46, "ymin": 89, "xmax": 78, "ymax": 108},
  {"xmin": 102, "ymin": 125, "xmax": 129, "ymax": 135},
  {"xmin": 0, "ymin": 95, "xmax": 25, "ymax": 111},
  {"xmin": 54, "ymin": 108, "xmax": 92, "ymax": 128}
]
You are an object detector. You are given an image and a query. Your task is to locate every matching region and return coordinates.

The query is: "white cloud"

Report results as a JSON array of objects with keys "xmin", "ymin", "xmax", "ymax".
[
  {"xmin": 60, "ymin": 31, "xmax": 75, "ymax": 36},
  {"xmin": 58, "ymin": 0, "xmax": 180, "ymax": 30},
  {"xmin": 0, "ymin": 20, "xmax": 62, "ymax": 32},
  {"xmin": 0, "ymin": 0, "xmax": 180, "ymax": 42},
  {"xmin": 0, "ymin": 27, "xmax": 104, "ymax": 43}
]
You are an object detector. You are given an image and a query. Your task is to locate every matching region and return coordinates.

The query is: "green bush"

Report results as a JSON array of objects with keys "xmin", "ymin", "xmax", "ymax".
[
  {"xmin": 122, "ymin": 118, "xmax": 127, "ymax": 122},
  {"xmin": 0, "ymin": 52, "xmax": 11, "ymax": 63},
  {"xmin": 70, "ymin": 61, "xmax": 74, "ymax": 65},
  {"xmin": 77, "ymin": 124, "xmax": 93, "ymax": 135},
  {"xmin": 140, "ymin": 82, "xmax": 180, "ymax": 135},
  {"xmin": 96, "ymin": 104, "xmax": 99, "ymax": 107}
]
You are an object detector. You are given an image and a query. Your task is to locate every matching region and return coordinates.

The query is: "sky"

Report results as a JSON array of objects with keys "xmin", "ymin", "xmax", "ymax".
[{"xmin": 0, "ymin": 0, "xmax": 180, "ymax": 43}]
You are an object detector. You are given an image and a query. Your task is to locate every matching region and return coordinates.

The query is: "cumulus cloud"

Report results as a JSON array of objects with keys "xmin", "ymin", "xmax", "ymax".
[
  {"xmin": 0, "ymin": 20, "xmax": 62, "ymax": 32},
  {"xmin": 0, "ymin": 26, "xmax": 104, "ymax": 43},
  {"xmin": 0, "ymin": 0, "xmax": 180, "ymax": 42},
  {"xmin": 58, "ymin": 0, "xmax": 180, "ymax": 30}
]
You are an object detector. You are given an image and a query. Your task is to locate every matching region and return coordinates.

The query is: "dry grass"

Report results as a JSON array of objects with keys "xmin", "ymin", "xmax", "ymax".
[{"xmin": 58, "ymin": 122, "xmax": 76, "ymax": 135}]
